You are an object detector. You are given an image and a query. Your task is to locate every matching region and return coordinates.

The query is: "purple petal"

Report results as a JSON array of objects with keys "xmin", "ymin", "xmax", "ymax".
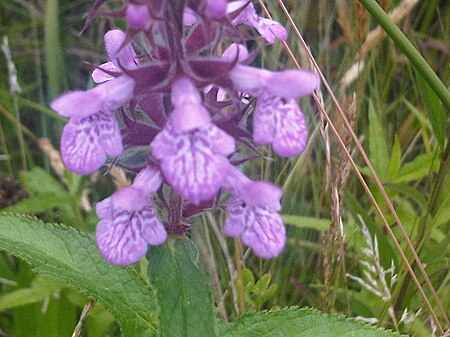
[
  {"xmin": 183, "ymin": 8, "xmax": 198, "ymax": 26},
  {"xmin": 97, "ymin": 75, "xmax": 135, "ymax": 112},
  {"xmin": 61, "ymin": 112, "xmax": 122, "ymax": 175},
  {"xmin": 267, "ymin": 69, "xmax": 319, "ymax": 98},
  {"xmin": 132, "ymin": 166, "xmax": 163, "ymax": 194},
  {"xmin": 159, "ymin": 129, "xmax": 230, "ymax": 204},
  {"xmin": 241, "ymin": 209, "xmax": 285, "ymax": 259},
  {"xmin": 92, "ymin": 62, "xmax": 117, "ymax": 83},
  {"xmin": 240, "ymin": 181, "xmax": 282, "ymax": 208},
  {"xmin": 138, "ymin": 204, "xmax": 167, "ymax": 245},
  {"xmin": 272, "ymin": 100, "xmax": 308, "ymax": 157},
  {"xmin": 206, "ymin": 0, "xmax": 227, "ymax": 19},
  {"xmin": 171, "ymin": 104, "xmax": 211, "ymax": 132},
  {"xmin": 111, "ymin": 186, "xmax": 149, "ymax": 212},
  {"xmin": 253, "ymin": 96, "xmax": 276, "ymax": 145},
  {"xmin": 221, "ymin": 43, "xmax": 249, "ymax": 62},
  {"xmin": 151, "ymin": 126, "xmax": 179, "ymax": 158},
  {"xmin": 223, "ymin": 198, "xmax": 247, "ymax": 237},
  {"xmin": 51, "ymin": 90, "xmax": 103, "ymax": 118},
  {"xmin": 104, "ymin": 30, "xmax": 137, "ymax": 70},
  {"xmin": 205, "ymin": 124, "xmax": 236, "ymax": 156},
  {"xmin": 126, "ymin": 4, "xmax": 151, "ymax": 31},
  {"xmin": 256, "ymin": 18, "xmax": 288, "ymax": 44},
  {"xmin": 95, "ymin": 212, "xmax": 142, "ymax": 266},
  {"xmin": 229, "ymin": 65, "xmax": 271, "ymax": 95},
  {"xmin": 96, "ymin": 197, "xmax": 113, "ymax": 219}
]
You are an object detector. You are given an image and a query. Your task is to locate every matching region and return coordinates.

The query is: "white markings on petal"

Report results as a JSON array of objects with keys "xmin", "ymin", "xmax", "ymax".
[{"xmin": 61, "ymin": 111, "xmax": 122, "ymax": 175}]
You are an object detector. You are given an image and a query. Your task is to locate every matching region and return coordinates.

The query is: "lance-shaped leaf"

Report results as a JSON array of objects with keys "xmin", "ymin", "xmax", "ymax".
[
  {"xmin": 0, "ymin": 213, "xmax": 158, "ymax": 337},
  {"xmin": 147, "ymin": 238, "xmax": 217, "ymax": 337},
  {"xmin": 218, "ymin": 307, "xmax": 405, "ymax": 337}
]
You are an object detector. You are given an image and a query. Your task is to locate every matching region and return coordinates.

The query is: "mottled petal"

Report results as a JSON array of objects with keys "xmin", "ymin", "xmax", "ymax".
[
  {"xmin": 92, "ymin": 62, "xmax": 117, "ymax": 83},
  {"xmin": 159, "ymin": 128, "xmax": 230, "ymax": 204},
  {"xmin": 138, "ymin": 204, "xmax": 167, "ymax": 245},
  {"xmin": 241, "ymin": 209, "xmax": 285, "ymax": 258},
  {"xmin": 273, "ymin": 100, "xmax": 308, "ymax": 157},
  {"xmin": 126, "ymin": 4, "xmax": 151, "ymax": 31},
  {"xmin": 223, "ymin": 198, "xmax": 247, "ymax": 237},
  {"xmin": 256, "ymin": 18, "xmax": 288, "ymax": 44},
  {"xmin": 205, "ymin": 124, "xmax": 236, "ymax": 156},
  {"xmin": 51, "ymin": 90, "xmax": 103, "ymax": 118},
  {"xmin": 151, "ymin": 126, "xmax": 179, "ymax": 158},
  {"xmin": 61, "ymin": 112, "xmax": 122, "ymax": 174},
  {"xmin": 104, "ymin": 29, "xmax": 137, "ymax": 70},
  {"xmin": 96, "ymin": 212, "xmax": 148, "ymax": 266},
  {"xmin": 253, "ymin": 96, "xmax": 276, "ymax": 145}
]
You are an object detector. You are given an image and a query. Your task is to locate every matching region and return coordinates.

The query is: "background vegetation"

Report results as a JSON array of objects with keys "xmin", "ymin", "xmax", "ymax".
[{"xmin": 0, "ymin": 0, "xmax": 448, "ymax": 336}]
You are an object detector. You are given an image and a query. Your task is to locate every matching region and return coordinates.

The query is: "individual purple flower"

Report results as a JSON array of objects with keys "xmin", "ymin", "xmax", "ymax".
[
  {"xmin": 151, "ymin": 77, "xmax": 235, "ymax": 204},
  {"xmin": 223, "ymin": 165, "xmax": 285, "ymax": 258},
  {"xmin": 228, "ymin": 1, "xmax": 288, "ymax": 44},
  {"xmin": 96, "ymin": 166, "xmax": 167, "ymax": 266},
  {"xmin": 51, "ymin": 30, "xmax": 136, "ymax": 174},
  {"xmin": 229, "ymin": 64, "xmax": 319, "ymax": 157}
]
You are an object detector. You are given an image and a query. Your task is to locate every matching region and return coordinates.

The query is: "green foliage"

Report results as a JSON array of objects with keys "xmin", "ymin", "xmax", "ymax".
[
  {"xmin": 147, "ymin": 238, "xmax": 217, "ymax": 337},
  {"xmin": 218, "ymin": 307, "xmax": 404, "ymax": 337},
  {"xmin": 242, "ymin": 268, "xmax": 278, "ymax": 311},
  {"xmin": 0, "ymin": 213, "xmax": 158, "ymax": 337}
]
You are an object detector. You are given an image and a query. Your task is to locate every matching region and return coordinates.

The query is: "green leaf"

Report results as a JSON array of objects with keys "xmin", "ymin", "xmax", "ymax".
[
  {"xmin": 415, "ymin": 71, "xmax": 447, "ymax": 148},
  {"xmin": 0, "ymin": 213, "xmax": 158, "ymax": 337},
  {"xmin": 19, "ymin": 167, "xmax": 67, "ymax": 197},
  {"xmin": 3, "ymin": 192, "xmax": 70, "ymax": 213},
  {"xmin": 147, "ymin": 238, "xmax": 217, "ymax": 337},
  {"xmin": 219, "ymin": 307, "xmax": 404, "ymax": 336},
  {"xmin": 387, "ymin": 135, "xmax": 401, "ymax": 181},
  {"xmin": 393, "ymin": 151, "xmax": 440, "ymax": 183},
  {"xmin": 368, "ymin": 102, "xmax": 389, "ymax": 180},
  {"xmin": 283, "ymin": 215, "xmax": 330, "ymax": 231},
  {"xmin": 0, "ymin": 276, "xmax": 65, "ymax": 310}
]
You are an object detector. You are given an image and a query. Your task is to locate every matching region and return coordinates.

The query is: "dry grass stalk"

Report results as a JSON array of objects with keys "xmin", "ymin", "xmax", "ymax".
[
  {"xmin": 108, "ymin": 166, "xmax": 131, "ymax": 189},
  {"xmin": 355, "ymin": 0, "xmax": 369, "ymax": 43},
  {"xmin": 267, "ymin": 0, "xmax": 448, "ymax": 332},
  {"xmin": 356, "ymin": 0, "xmax": 420, "ymax": 60},
  {"xmin": 38, "ymin": 138, "xmax": 67, "ymax": 183},
  {"xmin": 336, "ymin": 0, "xmax": 356, "ymax": 47}
]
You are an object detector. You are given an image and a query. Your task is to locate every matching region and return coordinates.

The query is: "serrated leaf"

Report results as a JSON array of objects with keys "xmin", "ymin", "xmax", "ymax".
[
  {"xmin": 0, "ymin": 213, "xmax": 158, "ymax": 337},
  {"xmin": 147, "ymin": 238, "xmax": 217, "ymax": 337},
  {"xmin": 218, "ymin": 307, "xmax": 404, "ymax": 336}
]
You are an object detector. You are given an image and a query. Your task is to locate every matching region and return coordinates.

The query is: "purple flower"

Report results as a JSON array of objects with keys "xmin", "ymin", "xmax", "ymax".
[
  {"xmin": 96, "ymin": 166, "xmax": 167, "ymax": 265},
  {"xmin": 151, "ymin": 77, "xmax": 235, "ymax": 204},
  {"xmin": 51, "ymin": 30, "xmax": 136, "ymax": 174},
  {"xmin": 228, "ymin": 1, "xmax": 287, "ymax": 44},
  {"xmin": 223, "ymin": 165, "xmax": 286, "ymax": 258},
  {"xmin": 229, "ymin": 65, "xmax": 319, "ymax": 157}
]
